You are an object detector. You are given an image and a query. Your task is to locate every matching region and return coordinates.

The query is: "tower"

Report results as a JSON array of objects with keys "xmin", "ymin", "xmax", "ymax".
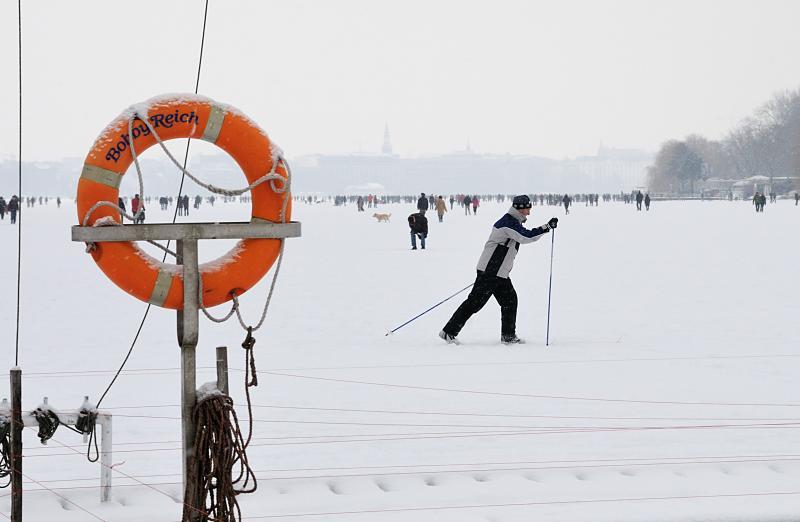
[{"xmin": 382, "ymin": 124, "xmax": 393, "ymax": 155}]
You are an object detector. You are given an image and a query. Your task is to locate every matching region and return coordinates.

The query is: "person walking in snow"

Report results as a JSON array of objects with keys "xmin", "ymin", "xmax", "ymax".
[
  {"xmin": 463, "ymin": 195, "xmax": 472, "ymax": 215},
  {"xmin": 131, "ymin": 194, "xmax": 145, "ymax": 224},
  {"xmin": 562, "ymin": 194, "xmax": 571, "ymax": 215},
  {"xmin": 635, "ymin": 190, "xmax": 644, "ymax": 211},
  {"xmin": 472, "ymin": 195, "xmax": 479, "ymax": 215},
  {"xmin": 449, "ymin": 195, "xmax": 455, "ymax": 210},
  {"xmin": 417, "ymin": 192, "xmax": 429, "ymax": 215},
  {"xmin": 644, "ymin": 193, "xmax": 651, "ymax": 211},
  {"xmin": 0, "ymin": 197, "xmax": 6, "ymax": 220},
  {"xmin": 439, "ymin": 195, "xmax": 558, "ymax": 345},
  {"xmin": 8, "ymin": 195, "xmax": 19, "ymax": 225},
  {"xmin": 408, "ymin": 210, "xmax": 428, "ymax": 250},
  {"xmin": 753, "ymin": 192, "xmax": 763, "ymax": 212},
  {"xmin": 435, "ymin": 195, "xmax": 447, "ymax": 222}
]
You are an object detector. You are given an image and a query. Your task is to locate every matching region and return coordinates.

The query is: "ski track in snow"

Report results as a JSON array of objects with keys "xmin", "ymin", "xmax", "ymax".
[{"xmin": 0, "ymin": 198, "xmax": 798, "ymax": 521}]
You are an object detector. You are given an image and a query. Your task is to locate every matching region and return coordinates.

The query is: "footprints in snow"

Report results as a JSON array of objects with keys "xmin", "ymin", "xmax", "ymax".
[{"xmin": 292, "ymin": 463, "xmax": 788, "ymax": 498}]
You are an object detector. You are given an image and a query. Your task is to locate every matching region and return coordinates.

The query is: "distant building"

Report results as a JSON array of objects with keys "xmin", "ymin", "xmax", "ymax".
[
  {"xmin": 289, "ymin": 136, "xmax": 653, "ymax": 194},
  {"xmin": 573, "ymin": 145, "xmax": 652, "ymax": 192}
]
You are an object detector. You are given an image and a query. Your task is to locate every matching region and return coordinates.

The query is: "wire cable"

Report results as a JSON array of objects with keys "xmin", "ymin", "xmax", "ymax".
[
  {"xmin": 14, "ymin": 0, "xmax": 23, "ymax": 367},
  {"xmin": 90, "ymin": 0, "xmax": 210, "ymax": 413},
  {"xmin": 263, "ymin": 371, "xmax": 800, "ymax": 408}
]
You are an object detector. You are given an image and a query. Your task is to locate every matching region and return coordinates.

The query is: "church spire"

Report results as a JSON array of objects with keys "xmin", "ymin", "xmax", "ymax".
[{"xmin": 382, "ymin": 123, "xmax": 393, "ymax": 155}]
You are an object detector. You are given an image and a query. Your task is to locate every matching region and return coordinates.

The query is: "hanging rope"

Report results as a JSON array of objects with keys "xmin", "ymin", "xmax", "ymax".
[
  {"xmin": 197, "ymin": 157, "xmax": 291, "ymax": 331},
  {"xmin": 241, "ymin": 328, "xmax": 258, "ymax": 447},
  {"xmin": 183, "ymin": 390, "xmax": 257, "ymax": 522}
]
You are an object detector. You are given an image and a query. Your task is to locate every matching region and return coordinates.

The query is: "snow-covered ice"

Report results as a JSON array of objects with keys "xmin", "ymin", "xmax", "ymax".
[{"xmin": 0, "ymin": 196, "xmax": 798, "ymax": 521}]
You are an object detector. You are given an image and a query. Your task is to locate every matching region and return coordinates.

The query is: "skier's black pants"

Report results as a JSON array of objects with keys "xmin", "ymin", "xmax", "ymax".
[{"xmin": 443, "ymin": 271, "xmax": 517, "ymax": 337}]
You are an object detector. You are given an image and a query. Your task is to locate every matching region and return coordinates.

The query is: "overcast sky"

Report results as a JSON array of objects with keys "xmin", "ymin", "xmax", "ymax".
[{"xmin": 1, "ymin": 0, "xmax": 799, "ymax": 161}]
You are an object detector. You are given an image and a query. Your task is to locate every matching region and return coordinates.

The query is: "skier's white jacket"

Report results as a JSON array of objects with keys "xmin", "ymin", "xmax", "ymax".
[{"xmin": 476, "ymin": 207, "xmax": 550, "ymax": 278}]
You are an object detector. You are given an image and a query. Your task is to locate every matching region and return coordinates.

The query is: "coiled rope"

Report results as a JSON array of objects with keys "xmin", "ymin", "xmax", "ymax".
[
  {"xmin": 182, "ymin": 390, "xmax": 256, "ymax": 522},
  {"xmin": 0, "ymin": 413, "xmax": 11, "ymax": 487}
]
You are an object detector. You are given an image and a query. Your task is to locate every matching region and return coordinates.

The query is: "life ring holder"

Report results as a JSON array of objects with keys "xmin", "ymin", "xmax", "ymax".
[{"xmin": 76, "ymin": 94, "xmax": 291, "ymax": 310}]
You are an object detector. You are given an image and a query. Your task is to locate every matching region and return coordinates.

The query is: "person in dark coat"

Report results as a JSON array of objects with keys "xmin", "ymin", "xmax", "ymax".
[
  {"xmin": 8, "ymin": 195, "xmax": 19, "ymax": 224},
  {"xmin": 635, "ymin": 190, "xmax": 644, "ymax": 211},
  {"xmin": 644, "ymin": 193, "xmax": 651, "ymax": 211},
  {"xmin": 408, "ymin": 211, "xmax": 428, "ymax": 250},
  {"xmin": 417, "ymin": 193, "xmax": 429, "ymax": 215},
  {"xmin": 0, "ymin": 197, "xmax": 6, "ymax": 220},
  {"xmin": 562, "ymin": 194, "xmax": 571, "ymax": 214},
  {"xmin": 440, "ymin": 195, "xmax": 558, "ymax": 345},
  {"xmin": 463, "ymin": 195, "xmax": 472, "ymax": 215}
]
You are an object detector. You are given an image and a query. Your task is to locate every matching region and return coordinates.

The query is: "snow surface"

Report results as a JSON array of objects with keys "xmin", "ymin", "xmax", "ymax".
[{"xmin": 0, "ymin": 198, "xmax": 799, "ymax": 521}]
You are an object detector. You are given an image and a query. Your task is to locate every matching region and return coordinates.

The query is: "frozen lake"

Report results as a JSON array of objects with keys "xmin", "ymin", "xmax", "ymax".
[{"xmin": 0, "ymin": 196, "xmax": 798, "ymax": 521}]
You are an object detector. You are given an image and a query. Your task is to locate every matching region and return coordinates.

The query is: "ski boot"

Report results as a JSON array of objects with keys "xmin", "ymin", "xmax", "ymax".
[{"xmin": 439, "ymin": 330, "xmax": 460, "ymax": 345}]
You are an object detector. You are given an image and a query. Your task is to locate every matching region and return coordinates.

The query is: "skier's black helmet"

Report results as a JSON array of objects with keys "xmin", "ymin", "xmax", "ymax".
[{"xmin": 512, "ymin": 195, "xmax": 532, "ymax": 209}]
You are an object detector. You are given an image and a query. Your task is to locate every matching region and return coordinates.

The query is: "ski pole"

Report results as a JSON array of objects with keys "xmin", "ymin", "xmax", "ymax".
[
  {"xmin": 386, "ymin": 282, "xmax": 474, "ymax": 336},
  {"xmin": 546, "ymin": 229, "xmax": 555, "ymax": 346}
]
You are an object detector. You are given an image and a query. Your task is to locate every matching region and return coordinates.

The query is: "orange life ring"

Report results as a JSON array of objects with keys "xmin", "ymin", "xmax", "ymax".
[{"xmin": 76, "ymin": 94, "xmax": 291, "ymax": 309}]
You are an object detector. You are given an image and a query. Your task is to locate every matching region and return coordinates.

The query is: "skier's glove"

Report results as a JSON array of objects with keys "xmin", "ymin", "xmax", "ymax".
[{"xmin": 547, "ymin": 217, "xmax": 558, "ymax": 229}]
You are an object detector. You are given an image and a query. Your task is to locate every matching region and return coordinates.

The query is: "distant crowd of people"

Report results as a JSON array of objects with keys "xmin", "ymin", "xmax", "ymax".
[{"xmin": 0, "ymin": 195, "xmax": 64, "ymax": 224}]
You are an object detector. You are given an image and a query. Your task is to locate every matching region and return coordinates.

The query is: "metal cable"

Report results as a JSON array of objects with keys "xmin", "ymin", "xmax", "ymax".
[
  {"xmin": 14, "ymin": 0, "xmax": 23, "ymax": 367},
  {"xmin": 85, "ymin": 1, "xmax": 212, "ymax": 460}
]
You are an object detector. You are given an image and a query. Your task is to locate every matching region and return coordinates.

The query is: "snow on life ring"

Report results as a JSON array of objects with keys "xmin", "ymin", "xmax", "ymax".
[{"xmin": 76, "ymin": 94, "xmax": 291, "ymax": 309}]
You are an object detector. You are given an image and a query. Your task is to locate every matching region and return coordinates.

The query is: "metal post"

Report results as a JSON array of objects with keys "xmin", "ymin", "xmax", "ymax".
[
  {"xmin": 100, "ymin": 414, "xmax": 113, "ymax": 502},
  {"xmin": 10, "ymin": 368, "xmax": 22, "ymax": 522},
  {"xmin": 216, "ymin": 346, "xmax": 229, "ymax": 396},
  {"xmin": 178, "ymin": 239, "xmax": 200, "ymax": 520}
]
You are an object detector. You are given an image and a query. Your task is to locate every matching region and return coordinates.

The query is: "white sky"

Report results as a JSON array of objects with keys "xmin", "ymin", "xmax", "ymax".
[{"xmin": 1, "ymin": 0, "xmax": 799, "ymax": 161}]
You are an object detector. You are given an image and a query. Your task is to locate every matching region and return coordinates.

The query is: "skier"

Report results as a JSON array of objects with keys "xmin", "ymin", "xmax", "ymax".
[
  {"xmin": 0, "ymin": 196, "xmax": 6, "ymax": 220},
  {"xmin": 562, "ymin": 194, "xmax": 571, "ymax": 215},
  {"xmin": 435, "ymin": 195, "xmax": 447, "ymax": 223},
  {"xmin": 417, "ymin": 193, "xmax": 429, "ymax": 215},
  {"xmin": 644, "ymin": 193, "xmax": 651, "ymax": 211},
  {"xmin": 439, "ymin": 195, "xmax": 558, "ymax": 345},
  {"xmin": 8, "ymin": 195, "xmax": 19, "ymax": 225},
  {"xmin": 408, "ymin": 210, "xmax": 428, "ymax": 250}
]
